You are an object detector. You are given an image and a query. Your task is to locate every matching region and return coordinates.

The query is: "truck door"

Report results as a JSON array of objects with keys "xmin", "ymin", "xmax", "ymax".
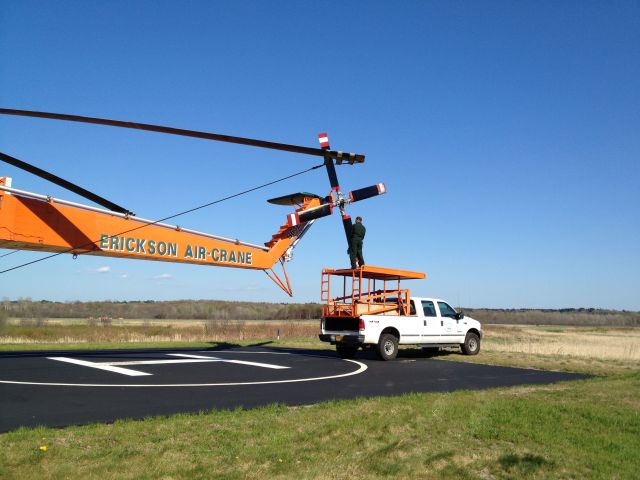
[
  {"xmin": 437, "ymin": 301, "xmax": 464, "ymax": 343},
  {"xmin": 400, "ymin": 299, "xmax": 424, "ymax": 345},
  {"xmin": 420, "ymin": 300, "xmax": 441, "ymax": 343}
]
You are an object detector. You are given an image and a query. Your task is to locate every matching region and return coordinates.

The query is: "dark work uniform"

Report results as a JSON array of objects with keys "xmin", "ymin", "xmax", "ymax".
[{"xmin": 349, "ymin": 222, "xmax": 366, "ymax": 268}]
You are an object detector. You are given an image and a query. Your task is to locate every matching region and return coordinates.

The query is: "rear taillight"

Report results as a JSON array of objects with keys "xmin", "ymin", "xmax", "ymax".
[{"xmin": 359, "ymin": 318, "xmax": 365, "ymax": 331}]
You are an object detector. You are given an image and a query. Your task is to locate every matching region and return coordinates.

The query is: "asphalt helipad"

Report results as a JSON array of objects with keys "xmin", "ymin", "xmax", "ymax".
[{"xmin": 0, "ymin": 347, "xmax": 588, "ymax": 432}]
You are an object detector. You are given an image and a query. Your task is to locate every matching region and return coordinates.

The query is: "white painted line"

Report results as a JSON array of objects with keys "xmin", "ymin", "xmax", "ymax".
[
  {"xmin": 195, "ymin": 350, "xmax": 293, "ymax": 355},
  {"xmin": 106, "ymin": 359, "xmax": 222, "ymax": 366},
  {"xmin": 221, "ymin": 359, "xmax": 289, "ymax": 370},
  {"xmin": 169, "ymin": 354, "xmax": 223, "ymax": 359},
  {"xmin": 47, "ymin": 357, "xmax": 152, "ymax": 377},
  {"xmin": 170, "ymin": 353, "xmax": 289, "ymax": 370}
]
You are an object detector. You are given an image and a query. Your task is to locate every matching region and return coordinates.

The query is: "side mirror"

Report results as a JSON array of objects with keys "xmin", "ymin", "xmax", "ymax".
[{"xmin": 456, "ymin": 311, "xmax": 465, "ymax": 320}]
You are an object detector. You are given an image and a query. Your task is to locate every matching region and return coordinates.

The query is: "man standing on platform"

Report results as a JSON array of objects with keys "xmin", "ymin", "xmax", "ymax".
[{"xmin": 349, "ymin": 216, "xmax": 366, "ymax": 268}]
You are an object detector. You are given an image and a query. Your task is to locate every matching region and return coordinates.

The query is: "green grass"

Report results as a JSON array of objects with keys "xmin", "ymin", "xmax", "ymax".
[{"xmin": 1, "ymin": 373, "xmax": 638, "ymax": 479}]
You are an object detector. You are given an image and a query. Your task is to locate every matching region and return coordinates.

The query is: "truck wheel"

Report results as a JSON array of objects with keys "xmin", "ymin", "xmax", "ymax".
[
  {"xmin": 336, "ymin": 344, "xmax": 358, "ymax": 359},
  {"xmin": 461, "ymin": 332, "xmax": 480, "ymax": 355},
  {"xmin": 376, "ymin": 333, "xmax": 399, "ymax": 361}
]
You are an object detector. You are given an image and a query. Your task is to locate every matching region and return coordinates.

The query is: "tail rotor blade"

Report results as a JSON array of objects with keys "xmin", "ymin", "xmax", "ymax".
[
  {"xmin": 348, "ymin": 183, "xmax": 387, "ymax": 203},
  {"xmin": 287, "ymin": 203, "xmax": 334, "ymax": 227},
  {"xmin": 342, "ymin": 215, "xmax": 353, "ymax": 242}
]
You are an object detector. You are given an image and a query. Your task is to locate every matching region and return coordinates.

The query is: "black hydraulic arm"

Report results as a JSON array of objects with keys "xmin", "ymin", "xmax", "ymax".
[{"xmin": 0, "ymin": 151, "xmax": 132, "ymax": 215}]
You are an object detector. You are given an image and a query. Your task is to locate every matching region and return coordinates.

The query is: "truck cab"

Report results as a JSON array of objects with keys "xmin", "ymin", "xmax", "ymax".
[
  {"xmin": 402, "ymin": 296, "xmax": 482, "ymax": 349},
  {"xmin": 318, "ymin": 266, "xmax": 482, "ymax": 360}
]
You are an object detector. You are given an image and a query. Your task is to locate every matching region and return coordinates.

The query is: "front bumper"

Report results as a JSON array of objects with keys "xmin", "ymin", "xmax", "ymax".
[{"xmin": 319, "ymin": 334, "xmax": 365, "ymax": 345}]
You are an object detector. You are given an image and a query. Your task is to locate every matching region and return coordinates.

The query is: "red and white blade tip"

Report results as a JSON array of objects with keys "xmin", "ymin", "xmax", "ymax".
[
  {"xmin": 287, "ymin": 213, "xmax": 300, "ymax": 227},
  {"xmin": 318, "ymin": 132, "xmax": 330, "ymax": 149},
  {"xmin": 377, "ymin": 183, "xmax": 387, "ymax": 194}
]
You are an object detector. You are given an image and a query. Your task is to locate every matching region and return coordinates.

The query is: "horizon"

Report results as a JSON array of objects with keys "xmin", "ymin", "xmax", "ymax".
[{"xmin": 2, "ymin": 297, "xmax": 638, "ymax": 314}]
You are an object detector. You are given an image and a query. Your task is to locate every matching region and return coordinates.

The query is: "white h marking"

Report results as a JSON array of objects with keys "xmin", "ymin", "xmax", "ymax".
[{"xmin": 48, "ymin": 353, "xmax": 290, "ymax": 377}]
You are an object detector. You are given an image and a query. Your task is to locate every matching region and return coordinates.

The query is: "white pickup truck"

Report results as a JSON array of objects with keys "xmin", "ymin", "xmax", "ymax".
[{"xmin": 319, "ymin": 297, "xmax": 483, "ymax": 360}]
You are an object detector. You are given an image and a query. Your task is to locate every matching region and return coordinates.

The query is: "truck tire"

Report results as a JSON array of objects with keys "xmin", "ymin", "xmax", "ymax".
[
  {"xmin": 376, "ymin": 333, "xmax": 399, "ymax": 361},
  {"xmin": 460, "ymin": 332, "xmax": 480, "ymax": 355},
  {"xmin": 336, "ymin": 344, "xmax": 358, "ymax": 359}
]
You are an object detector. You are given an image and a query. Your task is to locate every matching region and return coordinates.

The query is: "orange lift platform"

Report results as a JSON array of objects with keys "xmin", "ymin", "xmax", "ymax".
[{"xmin": 321, "ymin": 266, "xmax": 426, "ymax": 319}]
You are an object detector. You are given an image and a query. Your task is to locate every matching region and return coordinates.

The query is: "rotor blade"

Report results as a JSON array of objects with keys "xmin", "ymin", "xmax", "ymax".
[
  {"xmin": 348, "ymin": 183, "xmax": 387, "ymax": 203},
  {"xmin": 0, "ymin": 108, "xmax": 366, "ymax": 163},
  {"xmin": 342, "ymin": 215, "xmax": 354, "ymax": 244},
  {"xmin": 0, "ymin": 151, "xmax": 133, "ymax": 215},
  {"xmin": 287, "ymin": 203, "xmax": 333, "ymax": 227}
]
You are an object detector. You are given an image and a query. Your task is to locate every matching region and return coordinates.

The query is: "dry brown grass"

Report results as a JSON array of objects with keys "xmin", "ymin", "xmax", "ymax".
[
  {"xmin": 481, "ymin": 324, "xmax": 640, "ymax": 362},
  {"xmin": 0, "ymin": 319, "xmax": 319, "ymax": 345}
]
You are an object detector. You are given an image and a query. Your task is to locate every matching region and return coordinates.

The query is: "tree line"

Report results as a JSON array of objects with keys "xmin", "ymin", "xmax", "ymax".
[{"xmin": 0, "ymin": 299, "xmax": 322, "ymax": 321}]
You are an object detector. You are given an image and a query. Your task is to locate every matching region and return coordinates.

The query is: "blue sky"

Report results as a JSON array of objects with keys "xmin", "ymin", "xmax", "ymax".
[{"xmin": 0, "ymin": 1, "xmax": 638, "ymax": 309}]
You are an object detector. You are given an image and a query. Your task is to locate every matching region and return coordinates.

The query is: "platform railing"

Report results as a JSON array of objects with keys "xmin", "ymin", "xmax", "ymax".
[{"xmin": 322, "ymin": 288, "xmax": 410, "ymax": 318}]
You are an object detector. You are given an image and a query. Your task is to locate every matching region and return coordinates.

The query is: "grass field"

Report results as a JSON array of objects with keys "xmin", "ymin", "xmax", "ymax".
[
  {"xmin": 0, "ymin": 318, "xmax": 318, "ymax": 349},
  {"xmin": 1, "ymin": 321, "xmax": 639, "ymax": 479}
]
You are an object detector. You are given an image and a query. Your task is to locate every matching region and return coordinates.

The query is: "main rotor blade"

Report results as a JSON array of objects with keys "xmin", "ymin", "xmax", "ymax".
[
  {"xmin": 0, "ymin": 151, "xmax": 133, "ymax": 215},
  {"xmin": 0, "ymin": 108, "xmax": 365, "ymax": 163}
]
